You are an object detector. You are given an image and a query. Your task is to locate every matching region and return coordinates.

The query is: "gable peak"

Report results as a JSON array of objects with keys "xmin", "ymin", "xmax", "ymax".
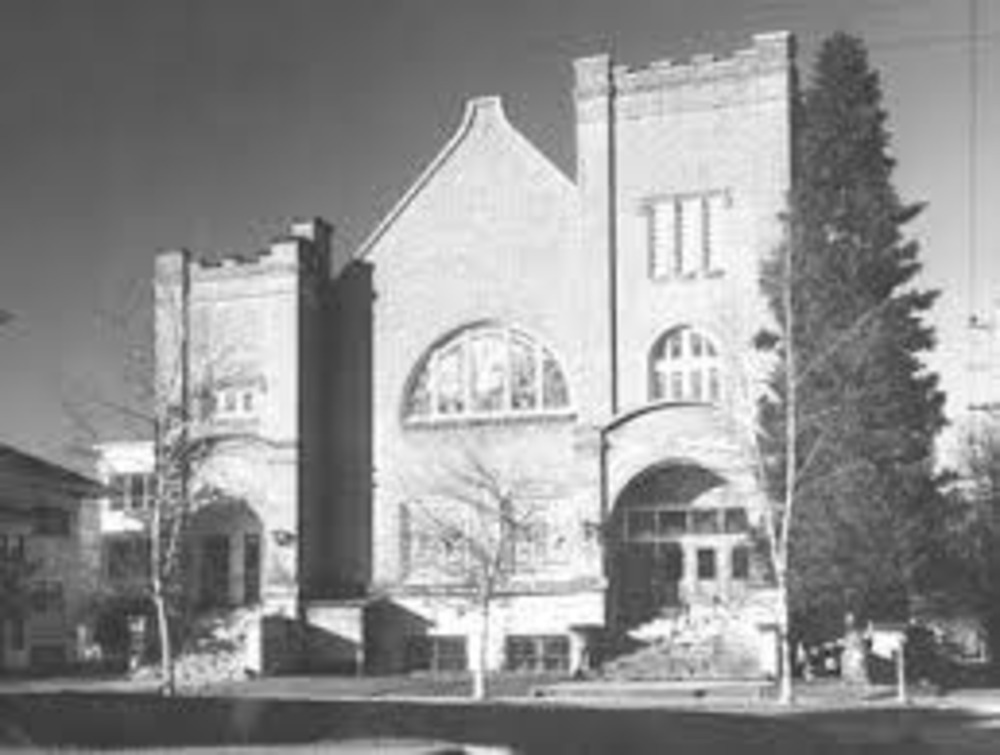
[{"xmin": 462, "ymin": 95, "xmax": 507, "ymax": 129}]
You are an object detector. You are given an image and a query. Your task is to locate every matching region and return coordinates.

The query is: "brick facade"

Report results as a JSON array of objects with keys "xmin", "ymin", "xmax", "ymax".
[
  {"xmin": 359, "ymin": 32, "xmax": 794, "ymax": 675},
  {"xmin": 107, "ymin": 32, "xmax": 795, "ymax": 677}
]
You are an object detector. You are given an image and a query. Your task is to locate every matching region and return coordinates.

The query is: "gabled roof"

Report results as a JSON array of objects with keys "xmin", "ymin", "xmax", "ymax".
[
  {"xmin": 0, "ymin": 442, "xmax": 104, "ymax": 504},
  {"xmin": 355, "ymin": 95, "xmax": 574, "ymax": 260}
]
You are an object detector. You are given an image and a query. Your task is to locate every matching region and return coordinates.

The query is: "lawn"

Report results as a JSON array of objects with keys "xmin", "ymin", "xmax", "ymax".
[{"xmin": 4, "ymin": 676, "xmax": 1000, "ymax": 752}]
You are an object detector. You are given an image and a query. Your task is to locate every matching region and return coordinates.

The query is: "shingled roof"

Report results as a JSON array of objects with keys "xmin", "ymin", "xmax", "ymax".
[{"xmin": 0, "ymin": 442, "xmax": 103, "ymax": 506}]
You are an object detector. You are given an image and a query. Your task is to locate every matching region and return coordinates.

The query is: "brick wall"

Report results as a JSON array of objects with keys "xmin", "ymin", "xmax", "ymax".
[
  {"xmin": 358, "ymin": 34, "xmax": 793, "ymax": 674},
  {"xmin": 153, "ymin": 223, "xmax": 334, "ymax": 612},
  {"xmin": 366, "ymin": 97, "xmax": 596, "ymax": 589},
  {"xmin": 577, "ymin": 32, "xmax": 793, "ymax": 421}
]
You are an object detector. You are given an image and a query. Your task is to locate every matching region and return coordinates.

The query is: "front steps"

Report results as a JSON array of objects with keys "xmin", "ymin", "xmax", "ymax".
[
  {"xmin": 601, "ymin": 593, "xmax": 780, "ymax": 680},
  {"xmin": 131, "ymin": 606, "xmax": 268, "ymax": 689}
]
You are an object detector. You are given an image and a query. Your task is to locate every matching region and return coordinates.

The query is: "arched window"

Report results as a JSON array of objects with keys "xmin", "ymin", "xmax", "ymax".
[
  {"xmin": 649, "ymin": 327, "xmax": 722, "ymax": 404},
  {"xmin": 405, "ymin": 325, "xmax": 571, "ymax": 422}
]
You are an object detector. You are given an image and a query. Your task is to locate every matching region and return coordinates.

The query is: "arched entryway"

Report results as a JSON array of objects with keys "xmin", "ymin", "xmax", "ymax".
[
  {"xmin": 608, "ymin": 463, "xmax": 751, "ymax": 631},
  {"xmin": 186, "ymin": 496, "xmax": 264, "ymax": 609}
]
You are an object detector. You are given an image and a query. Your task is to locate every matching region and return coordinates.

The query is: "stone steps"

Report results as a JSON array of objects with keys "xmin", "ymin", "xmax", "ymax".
[
  {"xmin": 535, "ymin": 678, "xmax": 770, "ymax": 701},
  {"xmin": 601, "ymin": 600, "xmax": 775, "ymax": 681},
  {"xmin": 131, "ymin": 606, "xmax": 261, "ymax": 689}
]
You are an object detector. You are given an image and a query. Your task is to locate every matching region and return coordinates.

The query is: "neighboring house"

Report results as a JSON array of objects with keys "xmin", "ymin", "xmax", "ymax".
[
  {"xmin": 92, "ymin": 439, "xmax": 265, "ymax": 618},
  {"xmin": 92, "ymin": 441, "xmax": 155, "ymax": 601},
  {"xmin": 113, "ymin": 31, "xmax": 794, "ymax": 677},
  {"xmin": 0, "ymin": 443, "xmax": 102, "ymax": 672}
]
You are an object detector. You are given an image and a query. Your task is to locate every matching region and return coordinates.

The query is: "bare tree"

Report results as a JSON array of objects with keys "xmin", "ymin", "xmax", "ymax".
[
  {"xmin": 405, "ymin": 449, "xmax": 547, "ymax": 700},
  {"xmin": 64, "ymin": 283, "xmax": 267, "ymax": 695},
  {"xmin": 750, "ymin": 231, "xmax": 899, "ymax": 704}
]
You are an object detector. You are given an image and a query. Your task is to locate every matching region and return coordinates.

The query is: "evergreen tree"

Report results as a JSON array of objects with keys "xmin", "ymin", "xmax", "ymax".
[{"xmin": 758, "ymin": 32, "xmax": 946, "ymax": 644}]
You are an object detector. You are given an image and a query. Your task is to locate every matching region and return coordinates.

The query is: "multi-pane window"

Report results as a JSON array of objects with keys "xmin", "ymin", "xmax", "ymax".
[
  {"xmin": 212, "ymin": 384, "xmax": 261, "ymax": 420},
  {"xmin": 30, "ymin": 580, "xmax": 65, "ymax": 613},
  {"xmin": 650, "ymin": 327, "xmax": 723, "ymax": 404},
  {"xmin": 406, "ymin": 636, "xmax": 468, "ymax": 672},
  {"xmin": 506, "ymin": 635, "xmax": 571, "ymax": 673},
  {"xmin": 648, "ymin": 191, "xmax": 728, "ymax": 279},
  {"xmin": 401, "ymin": 499, "xmax": 557, "ymax": 579},
  {"xmin": 108, "ymin": 473, "xmax": 157, "ymax": 511},
  {"xmin": 625, "ymin": 507, "xmax": 747, "ymax": 539},
  {"xmin": 400, "ymin": 502, "xmax": 470, "ymax": 578},
  {"xmin": 512, "ymin": 518, "xmax": 550, "ymax": 572},
  {"xmin": 691, "ymin": 510, "xmax": 722, "ymax": 534},
  {"xmin": 0, "ymin": 534, "xmax": 26, "ymax": 562},
  {"xmin": 405, "ymin": 326, "xmax": 570, "ymax": 423}
]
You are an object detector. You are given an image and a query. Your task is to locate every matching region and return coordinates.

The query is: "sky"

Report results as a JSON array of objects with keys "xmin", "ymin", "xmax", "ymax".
[{"xmin": 0, "ymin": 0, "xmax": 997, "ymax": 471}]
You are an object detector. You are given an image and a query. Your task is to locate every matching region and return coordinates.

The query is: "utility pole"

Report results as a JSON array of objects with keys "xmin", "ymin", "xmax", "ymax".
[
  {"xmin": 967, "ymin": 0, "xmax": 979, "ymax": 318},
  {"xmin": 965, "ymin": 0, "xmax": 996, "ymax": 435},
  {"xmin": 969, "ymin": 309, "xmax": 999, "ymax": 419}
]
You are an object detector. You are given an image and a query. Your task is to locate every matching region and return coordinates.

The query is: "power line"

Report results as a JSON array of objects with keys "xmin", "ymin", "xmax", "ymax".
[{"xmin": 968, "ymin": 0, "xmax": 979, "ymax": 329}]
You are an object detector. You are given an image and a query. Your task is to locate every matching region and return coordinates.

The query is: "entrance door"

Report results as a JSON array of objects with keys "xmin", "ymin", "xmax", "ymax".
[
  {"xmin": 612, "ymin": 464, "xmax": 726, "ymax": 630},
  {"xmin": 618, "ymin": 543, "xmax": 656, "ymax": 626},
  {"xmin": 651, "ymin": 542, "xmax": 683, "ymax": 609},
  {"xmin": 616, "ymin": 542, "xmax": 683, "ymax": 626},
  {"xmin": 200, "ymin": 535, "xmax": 230, "ymax": 608}
]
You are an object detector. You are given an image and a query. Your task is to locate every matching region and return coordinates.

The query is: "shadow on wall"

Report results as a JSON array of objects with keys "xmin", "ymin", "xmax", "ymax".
[{"xmin": 364, "ymin": 598, "xmax": 435, "ymax": 675}]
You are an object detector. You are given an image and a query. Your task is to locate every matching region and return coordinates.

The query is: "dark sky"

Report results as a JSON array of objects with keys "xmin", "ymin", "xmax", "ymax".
[{"xmin": 0, "ymin": 0, "xmax": 996, "ymax": 470}]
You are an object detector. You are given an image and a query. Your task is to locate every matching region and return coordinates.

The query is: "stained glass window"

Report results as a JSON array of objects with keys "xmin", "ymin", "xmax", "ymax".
[{"xmin": 405, "ymin": 325, "xmax": 570, "ymax": 422}]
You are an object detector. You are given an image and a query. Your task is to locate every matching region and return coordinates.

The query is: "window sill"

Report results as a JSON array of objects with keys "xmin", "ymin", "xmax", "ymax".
[
  {"xmin": 195, "ymin": 416, "xmax": 261, "ymax": 434},
  {"xmin": 404, "ymin": 409, "xmax": 577, "ymax": 430},
  {"xmin": 650, "ymin": 269, "xmax": 725, "ymax": 283}
]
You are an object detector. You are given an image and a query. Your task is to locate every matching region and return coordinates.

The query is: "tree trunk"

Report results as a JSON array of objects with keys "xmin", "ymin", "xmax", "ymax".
[
  {"xmin": 472, "ymin": 599, "xmax": 490, "ymax": 701},
  {"xmin": 150, "ymin": 491, "xmax": 175, "ymax": 696},
  {"xmin": 152, "ymin": 585, "xmax": 174, "ymax": 695},
  {"xmin": 778, "ymin": 218, "xmax": 796, "ymax": 706},
  {"xmin": 776, "ymin": 570, "xmax": 793, "ymax": 704}
]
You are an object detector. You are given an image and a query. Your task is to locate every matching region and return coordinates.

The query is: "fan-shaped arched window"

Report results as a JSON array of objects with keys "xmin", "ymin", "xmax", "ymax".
[
  {"xmin": 405, "ymin": 325, "xmax": 571, "ymax": 422},
  {"xmin": 649, "ymin": 327, "xmax": 722, "ymax": 404}
]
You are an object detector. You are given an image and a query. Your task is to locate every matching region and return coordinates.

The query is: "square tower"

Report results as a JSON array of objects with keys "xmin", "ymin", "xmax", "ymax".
[
  {"xmin": 575, "ymin": 32, "xmax": 794, "ymax": 420},
  {"xmin": 153, "ymin": 220, "xmax": 333, "ymax": 628}
]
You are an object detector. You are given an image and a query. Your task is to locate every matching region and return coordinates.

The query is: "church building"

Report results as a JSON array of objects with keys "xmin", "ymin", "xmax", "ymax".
[{"xmin": 104, "ymin": 31, "xmax": 795, "ymax": 678}]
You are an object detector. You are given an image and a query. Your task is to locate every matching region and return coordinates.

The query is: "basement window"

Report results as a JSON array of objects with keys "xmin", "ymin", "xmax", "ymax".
[
  {"xmin": 506, "ymin": 635, "xmax": 570, "ymax": 673},
  {"xmin": 406, "ymin": 636, "xmax": 468, "ymax": 673}
]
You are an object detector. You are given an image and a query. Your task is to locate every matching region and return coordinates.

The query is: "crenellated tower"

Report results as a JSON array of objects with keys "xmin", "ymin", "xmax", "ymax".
[{"xmin": 153, "ymin": 219, "xmax": 335, "ymax": 667}]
